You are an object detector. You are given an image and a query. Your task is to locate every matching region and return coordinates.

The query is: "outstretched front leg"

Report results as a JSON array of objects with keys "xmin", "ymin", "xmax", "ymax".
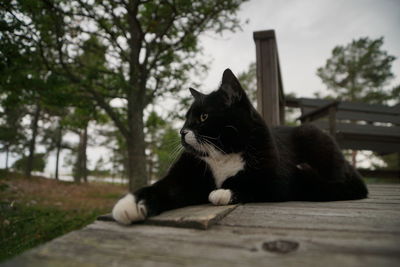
[{"xmin": 112, "ymin": 153, "xmax": 214, "ymax": 224}]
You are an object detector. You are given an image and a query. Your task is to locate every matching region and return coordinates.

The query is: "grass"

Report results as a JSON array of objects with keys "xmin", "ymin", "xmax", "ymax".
[{"xmin": 0, "ymin": 171, "xmax": 127, "ymax": 262}]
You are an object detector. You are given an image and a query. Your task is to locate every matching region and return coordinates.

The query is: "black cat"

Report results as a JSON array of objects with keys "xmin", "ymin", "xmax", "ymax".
[{"xmin": 112, "ymin": 69, "xmax": 368, "ymax": 224}]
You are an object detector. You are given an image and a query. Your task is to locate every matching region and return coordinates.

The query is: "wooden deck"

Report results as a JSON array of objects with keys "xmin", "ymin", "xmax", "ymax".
[{"xmin": 3, "ymin": 184, "xmax": 400, "ymax": 267}]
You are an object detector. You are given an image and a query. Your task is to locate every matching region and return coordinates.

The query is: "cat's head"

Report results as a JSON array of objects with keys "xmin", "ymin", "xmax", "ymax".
[{"xmin": 180, "ymin": 68, "xmax": 260, "ymax": 157}]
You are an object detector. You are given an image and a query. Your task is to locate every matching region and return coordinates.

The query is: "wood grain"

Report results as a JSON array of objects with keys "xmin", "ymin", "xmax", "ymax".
[{"xmin": 4, "ymin": 184, "xmax": 400, "ymax": 267}]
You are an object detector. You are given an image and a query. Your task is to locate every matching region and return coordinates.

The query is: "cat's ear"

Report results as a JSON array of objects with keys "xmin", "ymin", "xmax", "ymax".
[
  {"xmin": 219, "ymin": 68, "xmax": 243, "ymax": 106},
  {"xmin": 189, "ymin": 87, "xmax": 204, "ymax": 100}
]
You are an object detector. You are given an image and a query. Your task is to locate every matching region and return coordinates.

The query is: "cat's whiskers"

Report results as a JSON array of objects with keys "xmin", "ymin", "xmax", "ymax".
[
  {"xmin": 197, "ymin": 134, "xmax": 226, "ymax": 156},
  {"xmin": 162, "ymin": 137, "xmax": 183, "ymax": 162},
  {"xmin": 167, "ymin": 136, "xmax": 182, "ymax": 153},
  {"xmin": 170, "ymin": 144, "xmax": 183, "ymax": 160},
  {"xmin": 199, "ymin": 138, "xmax": 216, "ymax": 155},
  {"xmin": 168, "ymin": 141, "xmax": 184, "ymax": 167}
]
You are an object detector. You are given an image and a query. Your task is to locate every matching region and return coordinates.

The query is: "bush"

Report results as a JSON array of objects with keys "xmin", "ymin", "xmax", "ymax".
[{"xmin": 12, "ymin": 154, "xmax": 46, "ymax": 173}]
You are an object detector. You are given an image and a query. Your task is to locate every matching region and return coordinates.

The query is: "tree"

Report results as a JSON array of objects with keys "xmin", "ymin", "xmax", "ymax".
[
  {"xmin": 2, "ymin": 0, "xmax": 248, "ymax": 191},
  {"xmin": 317, "ymin": 37, "xmax": 396, "ymax": 104},
  {"xmin": 0, "ymin": 37, "xmax": 45, "ymax": 178},
  {"xmin": 145, "ymin": 111, "xmax": 167, "ymax": 183},
  {"xmin": 41, "ymin": 108, "xmax": 71, "ymax": 180},
  {"xmin": 62, "ymin": 105, "xmax": 102, "ymax": 183},
  {"xmin": 0, "ymin": 94, "xmax": 26, "ymax": 170},
  {"xmin": 0, "ymin": 4, "xmax": 62, "ymax": 177}
]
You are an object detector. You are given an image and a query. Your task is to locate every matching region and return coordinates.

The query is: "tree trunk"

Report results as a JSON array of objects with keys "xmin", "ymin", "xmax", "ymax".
[
  {"xmin": 147, "ymin": 132, "xmax": 155, "ymax": 184},
  {"xmin": 73, "ymin": 139, "xmax": 82, "ymax": 183},
  {"xmin": 82, "ymin": 125, "xmax": 88, "ymax": 183},
  {"xmin": 74, "ymin": 124, "xmax": 88, "ymax": 183},
  {"xmin": 5, "ymin": 145, "xmax": 9, "ymax": 171},
  {"xmin": 147, "ymin": 155, "xmax": 153, "ymax": 185},
  {"xmin": 126, "ymin": 96, "xmax": 148, "ymax": 192},
  {"xmin": 55, "ymin": 124, "xmax": 63, "ymax": 180},
  {"xmin": 25, "ymin": 103, "xmax": 41, "ymax": 178},
  {"xmin": 125, "ymin": 0, "xmax": 147, "ymax": 192}
]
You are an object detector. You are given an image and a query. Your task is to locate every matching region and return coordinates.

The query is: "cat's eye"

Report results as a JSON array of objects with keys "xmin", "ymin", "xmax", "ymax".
[{"xmin": 200, "ymin": 113, "xmax": 208, "ymax": 122}]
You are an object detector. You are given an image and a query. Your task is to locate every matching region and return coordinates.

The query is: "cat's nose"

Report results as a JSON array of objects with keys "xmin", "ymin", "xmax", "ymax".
[{"xmin": 180, "ymin": 129, "xmax": 188, "ymax": 137}]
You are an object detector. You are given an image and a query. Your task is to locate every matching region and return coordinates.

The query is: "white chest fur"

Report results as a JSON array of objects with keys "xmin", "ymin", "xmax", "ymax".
[{"xmin": 202, "ymin": 151, "xmax": 245, "ymax": 188}]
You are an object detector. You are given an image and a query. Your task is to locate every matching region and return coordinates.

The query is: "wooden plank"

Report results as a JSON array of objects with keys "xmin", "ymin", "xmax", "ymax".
[
  {"xmin": 337, "ymin": 138, "xmax": 400, "ymax": 153},
  {"xmin": 285, "ymin": 97, "xmax": 301, "ymax": 108},
  {"xmin": 301, "ymin": 108, "xmax": 400, "ymax": 124},
  {"xmin": 334, "ymin": 110, "xmax": 400, "ymax": 124},
  {"xmin": 308, "ymin": 121, "xmax": 400, "ymax": 152},
  {"xmin": 218, "ymin": 203, "xmax": 400, "ymax": 234},
  {"xmin": 311, "ymin": 122, "xmax": 400, "ymax": 138},
  {"xmin": 298, "ymin": 101, "xmax": 338, "ymax": 122},
  {"xmin": 146, "ymin": 204, "xmax": 237, "ymax": 230},
  {"xmin": 5, "ymin": 220, "xmax": 400, "ymax": 267},
  {"xmin": 298, "ymin": 98, "xmax": 398, "ymax": 115},
  {"xmin": 241, "ymin": 200, "xmax": 400, "ymax": 211},
  {"xmin": 211, "ymin": 224, "xmax": 400, "ymax": 256},
  {"xmin": 297, "ymin": 98, "xmax": 400, "ymax": 125},
  {"xmin": 97, "ymin": 204, "xmax": 238, "ymax": 230}
]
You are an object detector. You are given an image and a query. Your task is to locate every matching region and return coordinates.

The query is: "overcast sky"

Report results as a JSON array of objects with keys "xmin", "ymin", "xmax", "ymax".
[{"xmin": 198, "ymin": 0, "xmax": 400, "ymax": 97}]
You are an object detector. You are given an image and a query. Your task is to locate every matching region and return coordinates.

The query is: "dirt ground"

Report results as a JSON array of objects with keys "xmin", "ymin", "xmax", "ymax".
[{"xmin": 1, "ymin": 172, "xmax": 127, "ymax": 212}]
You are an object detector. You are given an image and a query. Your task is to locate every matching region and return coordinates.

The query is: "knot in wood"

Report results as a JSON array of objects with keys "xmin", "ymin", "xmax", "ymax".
[{"xmin": 262, "ymin": 240, "xmax": 299, "ymax": 254}]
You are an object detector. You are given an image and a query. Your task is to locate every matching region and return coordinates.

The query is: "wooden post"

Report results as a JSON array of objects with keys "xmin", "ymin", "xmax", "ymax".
[{"xmin": 253, "ymin": 30, "xmax": 283, "ymax": 127}]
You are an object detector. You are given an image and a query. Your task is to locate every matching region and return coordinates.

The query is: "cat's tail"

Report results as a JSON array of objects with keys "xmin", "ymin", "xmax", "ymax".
[{"xmin": 295, "ymin": 163, "xmax": 368, "ymax": 201}]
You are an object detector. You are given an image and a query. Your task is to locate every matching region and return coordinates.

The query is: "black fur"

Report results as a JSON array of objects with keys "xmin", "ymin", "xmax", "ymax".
[{"xmin": 134, "ymin": 69, "xmax": 368, "ymax": 217}]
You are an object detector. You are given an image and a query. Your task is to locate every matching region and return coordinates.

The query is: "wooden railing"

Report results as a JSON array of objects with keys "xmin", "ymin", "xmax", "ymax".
[{"xmin": 253, "ymin": 30, "xmax": 286, "ymax": 126}]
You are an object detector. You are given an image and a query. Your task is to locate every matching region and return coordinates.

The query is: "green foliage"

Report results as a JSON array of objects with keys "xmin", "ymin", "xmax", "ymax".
[
  {"xmin": 12, "ymin": 153, "xmax": 46, "ymax": 173},
  {"xmin": 4, "ymin": 0, "xmax": 249, "ymax": 111},
  {"xmin": 373, "ymin": 153, "xmax": 400, "ymax": 170},
  {"xmin": 317, "ymin": 37, "xmax": 396, "ymax": 103}
]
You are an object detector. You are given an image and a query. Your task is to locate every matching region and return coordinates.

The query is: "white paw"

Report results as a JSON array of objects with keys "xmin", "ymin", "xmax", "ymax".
[
  {"xmin": 112, "ymin": 194, "xmax": 147, "ymax": 225},
  {"xmin": 296, "ymin": 164, "xmax": 304, "ymax": 170},
  {"xmin": 208, "ymin": 189, "xmax": 232, "ymax": 206}
]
